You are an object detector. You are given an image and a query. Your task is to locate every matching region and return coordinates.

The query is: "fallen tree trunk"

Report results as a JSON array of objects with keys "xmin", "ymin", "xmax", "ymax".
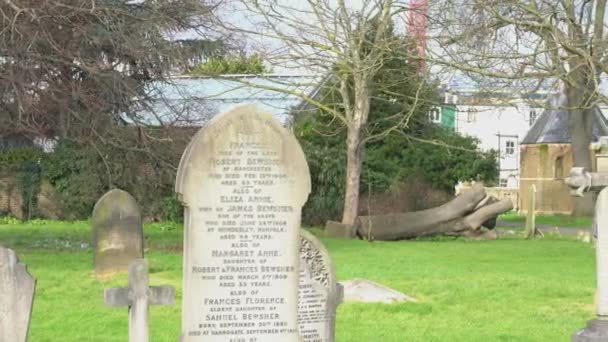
[{"xmin": 356, "ymin": 184, "xmax": 513, "ymax": 241}]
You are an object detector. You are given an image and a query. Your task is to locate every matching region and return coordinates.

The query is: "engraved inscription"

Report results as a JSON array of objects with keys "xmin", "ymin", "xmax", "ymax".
[
  {"xmin": 298, "ymin": 235, "xmax": 331, "ymax": 342},
  {"xmin": 177, "ymin": 106, "xmax": 310, "ymax": 342}
]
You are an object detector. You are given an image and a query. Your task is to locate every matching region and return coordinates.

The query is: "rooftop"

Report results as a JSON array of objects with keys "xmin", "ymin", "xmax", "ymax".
[
  {"xmin": 521, "ymin": 94, "xmax": 608, "ymax": 144},
  {"xmin": 128, "ymin": 74, "xmax": 323, "ymax": 126}
]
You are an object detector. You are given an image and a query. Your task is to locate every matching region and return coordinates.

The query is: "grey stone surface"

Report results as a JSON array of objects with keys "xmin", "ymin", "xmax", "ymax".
[
  {"xmin": 104, "ymin": 259, "xmax": 174, "ymax": 342},
  {"xmin": 175, "ymin": 104, "xmax": 311, "ymax": 341},
  {"xmin": 572, "ymin": 319, "xmax": 608, "ymax": 342},
  {"xmin": 340, "ymin": 279, "xmax": 416, "ymax": 303},
  {"xmin": 325, "ymin": 221, "xmax": 356, "ymax": 239},
  {"xmin": 0, "ymin": 246, "xmax": 36, "ymax": 342},
  {"xmin": 521, "ymin": 95, "xmax": 608, "ymax": 145},
  {"xmin": 595, "ymin": 188, "xmax": 608, "ymax": 317},
  {"xmin": 298, "ymin": 229, "xmax": 342, "ymax": 342},
  {"xmin": 92, "ymin": 189, "xmax": 143, "ymax": 277}
]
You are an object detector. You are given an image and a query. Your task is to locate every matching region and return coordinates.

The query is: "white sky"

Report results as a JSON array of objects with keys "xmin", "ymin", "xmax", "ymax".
[{"xmin": 177, "ymin": 0, "xmax": 410, "ymax": 73}]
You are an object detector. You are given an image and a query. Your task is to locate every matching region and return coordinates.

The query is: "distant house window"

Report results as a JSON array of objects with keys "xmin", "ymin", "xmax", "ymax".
[
  {"xmin": 499, "ymin": 178, "xmax": 508, "ymax": 187},
  {"xmin": 429, "ymin": 107, "xmax": 441, "ymax": 123},
  {"xmin": 529, "ymin": 109, "xmax": 538, "ymax": 126},
  {"xmin": 466, "ymin": 108, "xmax": 476, "ymax": 123},
  {"xmin": 505, "ymin": 140, "xmax": 515, "ymax": 155}
]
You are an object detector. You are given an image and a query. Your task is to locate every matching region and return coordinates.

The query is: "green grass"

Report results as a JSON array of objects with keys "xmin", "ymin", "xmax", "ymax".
[
  {"xmin": 0, "ymin": 220, "xmax": 598, "ymax": 341},
  {"xmin": 499, "ymin": 211, "xmax": 593, "ymax": 229},
  {"xmin": 0, "ymin": 218, "xmax": 184, "ymax": 250}
]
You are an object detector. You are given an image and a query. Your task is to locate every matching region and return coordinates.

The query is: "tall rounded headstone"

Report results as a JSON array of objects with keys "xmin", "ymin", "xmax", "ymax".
[
  {"xmin": 176, "ymin": 105, "xmax": 311, "ymax": 341},
  {"xmin": 92, "ymin": 189, "xmax": 144, "ymax": 277}
]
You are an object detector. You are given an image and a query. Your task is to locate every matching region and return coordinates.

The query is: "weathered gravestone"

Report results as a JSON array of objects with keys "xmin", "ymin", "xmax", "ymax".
[
  {"xmin": 92, "ymin": 189, "xmax": 144, "ymax": 277},
  {"xmin": 0, "ymin": 246, "xmax": 36, "ymax": 342},
  {"xmin": 298, "ymin": 229, "xmax": 342, "ymax": 342},
  {"xmin": 524, "ymin": 184, "xmax": 537, "ymax": 239},
  {"xmin": 105, "ymin": 259, "xmax": 175, "ymax": 342},
  {"xmin": 176, "ymin": 105, "xmax": 311, "ymax": 341}
]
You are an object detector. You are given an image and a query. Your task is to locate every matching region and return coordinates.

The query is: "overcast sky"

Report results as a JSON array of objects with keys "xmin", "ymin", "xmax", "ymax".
[{"xmin": 175, "ymin": 0, "xmax": 411, "ymax": 74}]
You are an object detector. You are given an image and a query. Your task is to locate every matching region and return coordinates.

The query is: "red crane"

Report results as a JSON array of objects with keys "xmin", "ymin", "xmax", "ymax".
[{"xmin": 407, "ymin": 0, "xmax": 428, "ymax": 72}]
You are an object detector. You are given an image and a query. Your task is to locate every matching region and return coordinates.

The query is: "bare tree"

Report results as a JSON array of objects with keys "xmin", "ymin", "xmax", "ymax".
[
  {"xmin": 0, "ymin": 0, "xmax": 226, "ymax": 145},
  {"xmin": 0, "ymin": 0, "xmax": 232, "ymax": 219},
  {"xmin": 426, "ymin": 0, "xmax": 608, "ymax": 214},
  {"xmin": 230, "ymin": 0, "xmax": 435, "ymax": 226}
]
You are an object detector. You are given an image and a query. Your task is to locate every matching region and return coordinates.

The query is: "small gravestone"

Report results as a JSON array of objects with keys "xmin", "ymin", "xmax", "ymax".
[
  {"xmin": 176, "ymin": 105, "xmax": 311, "ymax": 341},
  {"xmin": 92, "ymin": 189, "xmax": 143, "ymax": 277},
  {"xmin": 105, "ymin": 259, "xmax": 174, "ymax": 342},
  {"xmin": 298, "ymin": 229, "xmax": 342, "ymax": 342},
  {"xmin": 524, "ymin": 184, "xmax": 537, "ymax": 239},
  {"xmin": 0, "ymin": 246, "xmax": 36, "ymax": 342}
]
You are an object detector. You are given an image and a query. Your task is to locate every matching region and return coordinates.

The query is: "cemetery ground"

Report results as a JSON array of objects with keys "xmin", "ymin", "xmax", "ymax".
[
  {"xmin": 0, "ymin": 217, "xmax": 597, "ymax": 341},
  {"xmin": 499, "ymin": 212, "xmax": 593, "ymax": 229}
]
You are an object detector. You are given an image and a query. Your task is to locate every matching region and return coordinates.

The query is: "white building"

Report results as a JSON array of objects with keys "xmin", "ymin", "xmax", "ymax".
[
  {"xmin": 454, "ymin": 102, "xmax": 542, "ymax": 188},
  {"xmin": 443, "ymin": 76, "xmax": 552, "ymax": 188}
]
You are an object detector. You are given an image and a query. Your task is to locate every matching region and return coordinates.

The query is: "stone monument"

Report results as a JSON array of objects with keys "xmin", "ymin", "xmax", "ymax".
[
  {"xmin": 92, "ymin": 189, "xmax": 144, "ymax": 277},
  {"xmin": 105, "ymin": 259, "xmax": 175, "ymax": 342},
  {"xmin": 298, "ymin": 229, "xmax": 342, "ymax": 342},
  {"xmin": 0, "ymin": 246, "xmax": 36, "ymax": 342},
  {"xmin": 175, "ymin": 105, "xmax": 311, "ymax": 341},
  {"xmin": 571, "ymin": 186, "xmax": 608, "ymax": 341},
  {"xmin": 566, "ymin": 137, "xmax": 608, "ymax": 341}
]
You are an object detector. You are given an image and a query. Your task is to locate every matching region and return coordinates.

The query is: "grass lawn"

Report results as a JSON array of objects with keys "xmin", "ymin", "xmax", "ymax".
[
  {"xmin": 0, "ymin": 219, "xmax": 598, "ymax": 341},
  {"xmin": 499, "ymin": 211, "xmax": 593, "ymax": 229}
]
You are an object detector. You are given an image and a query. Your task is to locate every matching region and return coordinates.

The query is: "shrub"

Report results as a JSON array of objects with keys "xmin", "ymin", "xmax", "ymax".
[
  {"xmin": 19, "ymin": 160, "xmax": 42, "ymax": 219},
  {"xmin": 161, "ymin": 196, "xmax": 184, "ymax": 223},
  {"xmin": 189, "ymin": 54, "xmax": 271, "ymax": 75},
  {"xmin": 294, "ymin": 105, "xmax": 498, "ymax": 225},
  {"xmin": 0, "ymin": 147, "xmax": 45, "ymax": 173},
  {"xmin": 39, "ymin": 135, "xmax": 187, "ymax": 220},
  {"xmin": 0, "ymin": 147, "xmax": 46, "ymax": 220},
  {"xmin": 41, "ymin": 141, "xmax": 105, "ymax": 218}
]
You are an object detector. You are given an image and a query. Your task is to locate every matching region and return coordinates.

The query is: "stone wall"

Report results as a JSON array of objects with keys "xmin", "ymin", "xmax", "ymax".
[
  {"xmin": 0, "ymin": 175, "xmax": 23, "ymax": 218},
  {"xmin": 0, "ymin": 174, "xmax": 62, "ymax": 219},
  {"xmin": 486, "ymin": 187, "xmax": 519, "ymax": 210},
  {"xmin": 519, "ymin": 143, "xmax": 597, "ymax": 214},
  {"xmin": 455, "ymin": 181, "xmax": 519, "ymax": 211}
]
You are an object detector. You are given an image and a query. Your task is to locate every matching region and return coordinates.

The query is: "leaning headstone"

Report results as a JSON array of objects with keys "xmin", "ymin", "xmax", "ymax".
[
  {"xmin": 524, "ymin": 184, "xmax": 537, "ymax": 239},
  {"xmin": 0, "ymin": 246, "xmax": 36, "ymax": 342},
  {"xmin": 105, "ymin": 259, "xmax": 175, "ymax": 342},
  {"xmin": 92, "ymin": 189, "xmax": 143, "ymax": 277},
  {"xmin": 176, "ymin": 104, "xmax": 311, "ymax": 341},
  {"xmin": 298, "ymin": 229, "xmax": 342, "ymax": 342}
]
